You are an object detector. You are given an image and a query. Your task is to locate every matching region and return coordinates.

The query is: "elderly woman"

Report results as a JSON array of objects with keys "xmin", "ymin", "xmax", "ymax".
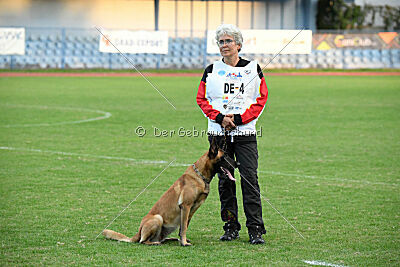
[{"xmin": 196, "ymin": 24, "xmax": 268, "ymax": 244}]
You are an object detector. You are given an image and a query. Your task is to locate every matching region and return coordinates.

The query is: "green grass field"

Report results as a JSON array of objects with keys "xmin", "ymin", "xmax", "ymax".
[{"xmin": 0, "ymin": 75, "xmax": 399, "ymax": 266}]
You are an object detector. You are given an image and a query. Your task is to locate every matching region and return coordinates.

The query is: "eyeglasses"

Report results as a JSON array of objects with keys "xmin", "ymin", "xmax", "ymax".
[{"xmin": 217, "ymin": 39, "xmax": 235, "ymax": 47}]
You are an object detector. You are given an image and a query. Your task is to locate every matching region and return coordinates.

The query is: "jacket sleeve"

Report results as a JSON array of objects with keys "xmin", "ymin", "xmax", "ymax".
[
  {"xmin": 234, "ymin": 75, "xmax": 268, "ymax": 126},
  {"xmin": 196, "ymin": 73, "xmax": 224, "ymax": 124}
]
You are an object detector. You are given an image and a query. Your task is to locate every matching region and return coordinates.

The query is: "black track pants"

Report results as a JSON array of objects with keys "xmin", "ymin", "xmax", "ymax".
[{"xmin": 209, "ymin": 135, "xmax": 265, "ymax": 231}]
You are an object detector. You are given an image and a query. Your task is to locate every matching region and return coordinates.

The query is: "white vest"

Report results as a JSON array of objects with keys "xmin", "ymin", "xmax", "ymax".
[{"xmin": 205, "ymin": 59, "xmax": 261, "ymax": 136}]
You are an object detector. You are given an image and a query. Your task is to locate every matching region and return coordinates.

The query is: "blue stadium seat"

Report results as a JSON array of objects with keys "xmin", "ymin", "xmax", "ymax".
[
  {"xmin": 30, "ymin": 34, "xmax": 39, "ymax": 42},
  {"xmin": 391, "ymin": 54, "xmax": 400, "ymax": 63},
  {"xmin": 161, "ymin": 57, "xmax": 173, "ymax": 68},
  {"xmin": 0, "ymin": 57, "xmax": 10, "ymax": 68},
  {"xmin": 352, "ymin": 50, "xmax": 362, "ymax": 57},
  {"xmin": 362, "ymin": 49, "xmax": 372, "ymax": 58},
  {"xmin": 39, "ymin": 34, "xmax": 47, "ymax": 42},
  {"xmin": 46, "ymin": 42, "xmax": 56, "ymax": 50},
  {"xmin": 73, "ymin": 49, "xmax": 83, "ymax": 56},
  {"xmin": 172, "ymin": 42, "xmax": 182, "ymax": 51},
  {"xmin": 15, "ymin": 56, "xmax": 26, "ymax": 65},
  {"xmin": 390, "ymin": 50, "xmax": 400, "ymax": 65},
  {"xmin": 75, "ymin": 42, "xmax": 84, "ymax": 50},
  {"xmin": 381, "ymin": 49, "xmax": 389, "ymax": 57},
  {"xmin": 74, "ymin": 35, "xmax": 84, "ymax": 43},
  {"xmin": 371, "ymin": 50, "xmax": 381, "ymax": 57},
  {"xmin": 83, "ymin": 49, "xmax": 92, "ymax": 57},
  {"xmin": 65, "ymin": 42, "xmax": 74, "ymax": 50},
  {"xmin": 333, "ymin": 50, "xmax": 342, "ymax": 57},
  {"xmin": 66, "ymin": 35, "xmax": 74, "ymax": 42},
  {"xmin": 47, "ymin": 35, "xmax": 56, "ymax": 42},
  {"xmin": 343, "ymin": 50, "xmax": 352, "ymax": 57},
  {"xmin": 176, "ymin": 37, "xmax": 185, "ymax": 44}
]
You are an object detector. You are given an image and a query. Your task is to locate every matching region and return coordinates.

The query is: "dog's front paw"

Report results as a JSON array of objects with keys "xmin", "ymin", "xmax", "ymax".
[{"xmin": 180, "ymin": 238, "xmax": 192, "ymax": 246}]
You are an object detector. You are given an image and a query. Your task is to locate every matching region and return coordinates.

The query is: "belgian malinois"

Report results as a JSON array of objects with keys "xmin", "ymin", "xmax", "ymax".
[{"xmin": 102, "ymin": 137, "xmax": 238, "ymax": 246}]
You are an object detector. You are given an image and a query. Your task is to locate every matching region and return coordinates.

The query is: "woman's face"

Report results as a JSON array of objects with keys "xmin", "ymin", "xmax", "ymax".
[{"xmin": 218, "ymin": 34, "xmax": 241, "ymax": 58}]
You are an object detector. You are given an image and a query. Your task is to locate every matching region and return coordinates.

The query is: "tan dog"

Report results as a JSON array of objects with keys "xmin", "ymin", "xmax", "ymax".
[{"xmin": 102, "ymin": 137, "xmax": 238, "ymax": 246}]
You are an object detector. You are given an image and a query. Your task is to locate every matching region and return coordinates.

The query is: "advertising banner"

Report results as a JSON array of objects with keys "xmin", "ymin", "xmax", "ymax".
[
  {"xmin": 207, "ymin": 30, "xmax": 312, "ymax": 54},
  {"xmin": 313, "ymin": 32, "xmax": 400, "ymax": 50},
  {"xmin": 99, "ymin": 30, "xmax": 168, "ymax": 54},
  {"xmin": 0, "ymin": 28, "xmax": 25, "ymax": 55}
]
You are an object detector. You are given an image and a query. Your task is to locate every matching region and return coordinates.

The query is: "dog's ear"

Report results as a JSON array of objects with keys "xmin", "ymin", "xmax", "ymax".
[{"xmin": 208, "ymin": 136, "xmax": 218, "ymax": 159}]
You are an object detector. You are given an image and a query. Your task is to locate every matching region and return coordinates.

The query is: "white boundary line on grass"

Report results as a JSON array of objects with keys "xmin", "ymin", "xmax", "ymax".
[
  {"xmin": 0, "ymin": 104, "xmax": 112, "ymax": 127},
  {"xmin": 0, "ymin": 146, "xmax": 397, "ymax": 187},
  {"xmin": 0, "ymin": 146, "xmax": 188, "ymax": 166},
  {"xmin": 259, "ymin": 170, "xmax": 397, "ymax": 187},
  {"xmin": 303, "ymin": 260, "xmax": 349, "ymax": 267}
]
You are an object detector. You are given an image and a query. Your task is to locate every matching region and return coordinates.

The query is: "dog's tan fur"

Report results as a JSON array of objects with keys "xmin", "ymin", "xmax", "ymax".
[{"xmin": 102, "ymin": 144, "xmax": 224, "ymax": 246}]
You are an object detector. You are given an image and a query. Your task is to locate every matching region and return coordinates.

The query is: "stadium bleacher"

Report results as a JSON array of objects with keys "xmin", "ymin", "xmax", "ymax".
[{"xmin": 0, "ymin": 28, "xmax": 399, "ymax": 70}]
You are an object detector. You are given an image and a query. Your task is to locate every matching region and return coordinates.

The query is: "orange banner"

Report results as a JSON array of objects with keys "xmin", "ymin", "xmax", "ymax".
[{"xmin": 313, "ymin": 32, "xmax": 399, "ymax": 50}]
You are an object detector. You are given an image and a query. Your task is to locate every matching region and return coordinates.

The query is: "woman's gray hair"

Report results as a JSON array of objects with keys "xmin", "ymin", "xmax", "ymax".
[{"xmin": 215, "ymin": 24, "xmax": 243, "ymax": 52}]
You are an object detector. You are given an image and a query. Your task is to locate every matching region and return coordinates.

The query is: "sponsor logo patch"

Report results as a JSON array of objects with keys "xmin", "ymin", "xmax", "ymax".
[
  {"xmin": 218, "ymin": 70, "xmax": 226, "ymax": 76},
  {"xmin": 226, "ymin": 72, "xmax": 243, "ymax": 80}
]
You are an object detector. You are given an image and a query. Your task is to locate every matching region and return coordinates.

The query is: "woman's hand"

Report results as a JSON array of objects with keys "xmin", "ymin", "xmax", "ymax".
[{"xmin": 221, "ymin": 114, "xmax": 236, "ymax": 130}]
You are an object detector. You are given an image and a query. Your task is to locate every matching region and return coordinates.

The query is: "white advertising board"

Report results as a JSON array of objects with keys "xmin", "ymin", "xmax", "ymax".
[
  {"xmin": 99, "ymin": 30, "xmax": 168, "ymax": 54},
  {"xmin": 0, "ymin": 28, "xmax": 25, "ymax": 55},
  {"xmin": 207, "ymin": 30, "xmax": 312, "ymax": 54}
]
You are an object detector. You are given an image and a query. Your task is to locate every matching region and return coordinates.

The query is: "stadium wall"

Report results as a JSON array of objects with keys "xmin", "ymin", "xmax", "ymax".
[{"xmin": 0, "ymin": 0, "xmax": 315, "ymax": 36}]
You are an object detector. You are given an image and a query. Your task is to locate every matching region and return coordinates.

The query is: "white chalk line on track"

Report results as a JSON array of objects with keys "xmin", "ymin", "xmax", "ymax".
[
  {"xmin": 302, "ymin": 260, "xmax": 349, "ymax": 267},
  {"xmin": 0, "ymin": 146, "xmax": 397, "ymax": 187},
  {"xmin": 0, "ymin": 104, "xmax": 112, "ymax": 127}
]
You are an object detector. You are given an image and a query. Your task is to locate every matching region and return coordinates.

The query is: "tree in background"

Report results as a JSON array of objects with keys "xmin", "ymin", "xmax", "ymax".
[
  {"xmin": 380, "ymin": 5, "xmax": 400, "ymax": 31},
  {"xmin": 316, "ymin": 0, "xmax": 400, "ymax": 30},
  {"xmin": 316, "ymin": 0, "xmax": 344, "ymax": 29}
]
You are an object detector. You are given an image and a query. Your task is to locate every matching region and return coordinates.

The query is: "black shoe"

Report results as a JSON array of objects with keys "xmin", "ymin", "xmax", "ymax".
[
  {"xmin": 220, "ymin": 222, "xmax": 240, "ymax": 241},
  {"xmin": 248, "ymin": 226, "xmax": 266, "ymax": 245}
]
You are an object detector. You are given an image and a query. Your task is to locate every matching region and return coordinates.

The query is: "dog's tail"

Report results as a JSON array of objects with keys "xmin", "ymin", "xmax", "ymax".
[{"xmin": 102, "ymin": 229, "xmax": 140, "ymax": 243}]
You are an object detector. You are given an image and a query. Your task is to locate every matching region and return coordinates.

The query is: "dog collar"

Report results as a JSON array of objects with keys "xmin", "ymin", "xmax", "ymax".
[{"xmin": 192, "ymin": 163, "xmax": 210, "ymax": 185}]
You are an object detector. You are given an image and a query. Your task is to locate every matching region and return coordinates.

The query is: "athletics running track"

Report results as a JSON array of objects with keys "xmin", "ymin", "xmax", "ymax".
[{"xmin": 1, "ymin": 72, "xmax": 400, "ymax": 77}]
